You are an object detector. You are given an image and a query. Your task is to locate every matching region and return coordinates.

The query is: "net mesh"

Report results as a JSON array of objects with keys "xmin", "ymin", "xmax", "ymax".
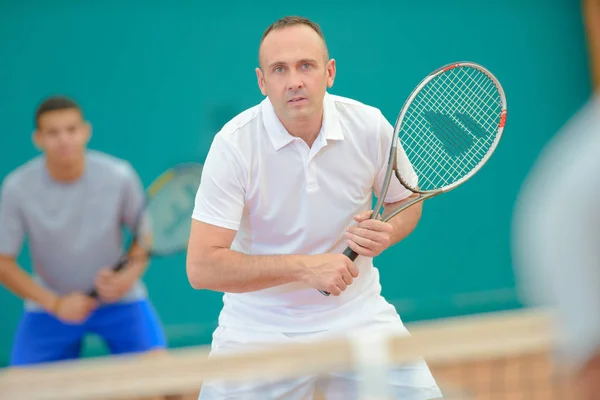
[
  {"xmin": 0, "ymin": 308, "xmax": 577, "ymax": 400},
  {"xmin": 429, "ymin": 352, "xmax": 568, "ymax": 399},
  {"xmin": 400, "ymin": 65, "xmax": 504, "ymax": 192}
]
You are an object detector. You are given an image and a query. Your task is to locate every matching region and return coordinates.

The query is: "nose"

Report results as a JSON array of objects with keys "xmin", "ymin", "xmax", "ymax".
[
  {"xmin": 58, "ymin": 130, "xmax": 73, "ymax": 143},
  {"xmin": 287, "ymin": 70, "xmax": 303, "ymax": 91}
]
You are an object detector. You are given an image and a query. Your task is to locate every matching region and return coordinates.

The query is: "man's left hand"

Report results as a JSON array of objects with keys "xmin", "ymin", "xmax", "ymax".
[{"xmin": 344, "ymin": 210, "xmax": 393, "ymax": 258}]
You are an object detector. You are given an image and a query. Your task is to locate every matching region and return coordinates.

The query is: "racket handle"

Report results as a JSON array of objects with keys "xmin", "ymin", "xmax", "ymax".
[
  {"xmin": 318, "ymin": 247, "xmax": 360, "ymax": 297},
  {"xmin": 342, "ymin": 247, "xmax": 359, "ymax": 261},
  {"xmin": 111, "ymin": 256, "xmax": 129, "ymax": 273},
  {"xmin": 86, "ymin": 257, "xmax": 129, "ymax": 298}
]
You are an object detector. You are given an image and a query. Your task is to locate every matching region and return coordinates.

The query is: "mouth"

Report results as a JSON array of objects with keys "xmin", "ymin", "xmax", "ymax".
[{"xmin": 288, "ymin": 97, "xmax": 307, "ymax": 103}]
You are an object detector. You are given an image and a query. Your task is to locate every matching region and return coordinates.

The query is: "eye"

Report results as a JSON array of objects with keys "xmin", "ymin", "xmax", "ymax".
[
  {"xmin": 273, "ymin": 66, "xmax": 284, "ymax": 73},
  {"xmin": 301, "ymin": 63, "xmax": 312, "ymax": 70}
]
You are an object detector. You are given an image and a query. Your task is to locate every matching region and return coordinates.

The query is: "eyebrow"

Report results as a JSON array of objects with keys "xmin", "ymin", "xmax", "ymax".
[{"xmin": 267, "ymin": 58, "xmax": 319, "ymax": 69}]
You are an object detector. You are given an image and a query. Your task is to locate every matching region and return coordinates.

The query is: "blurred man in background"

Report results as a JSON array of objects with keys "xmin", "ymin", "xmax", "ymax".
[
  {"xmin": 512, "ymin": 93, "xmax": 600, "ymax": 399},
  {"xmin": 512, "ymin": 2, "xmax": 600, "ymax": 399},
  {"xmin": 0, "ymin": 96, "xmax": 167, "ymax": 367}
]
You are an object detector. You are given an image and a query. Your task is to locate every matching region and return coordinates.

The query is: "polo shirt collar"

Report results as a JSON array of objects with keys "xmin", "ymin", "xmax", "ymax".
[{"xmin": 261, "ymin": 92, "xmax": 344, "ymax": 150}]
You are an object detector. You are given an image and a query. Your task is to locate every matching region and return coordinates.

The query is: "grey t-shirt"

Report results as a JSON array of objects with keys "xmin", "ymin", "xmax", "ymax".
[{"xmin": 0, "ymin": 150, "xmax": 147, "ymax": 311}]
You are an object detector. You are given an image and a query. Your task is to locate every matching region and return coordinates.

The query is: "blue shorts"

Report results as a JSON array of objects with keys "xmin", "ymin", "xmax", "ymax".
[{"xmin": 10, "ymin": 299, "xmax": 167, "ymax": 366}]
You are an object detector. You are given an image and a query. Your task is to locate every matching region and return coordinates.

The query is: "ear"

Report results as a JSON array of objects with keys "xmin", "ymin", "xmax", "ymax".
[
  {"xmin": 32, "ymin": 130, "xmax": 42, "ymax": 151},
  {"xmin": 326, "ymin": 58, "xmax": 336, "ymax": 88},
  {"xmin": 256, "ymin": 67, "xmax": 267, "ymax": 96},
  {"xmin": 83, "ymin": 121, "xmax": 92, "ymax": 144}
]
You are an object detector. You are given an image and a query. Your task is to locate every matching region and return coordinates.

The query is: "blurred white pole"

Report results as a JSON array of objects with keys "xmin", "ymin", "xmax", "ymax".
[{"xmin": 349, "ymin": 330, "xmax": 393, "ymax": 400}]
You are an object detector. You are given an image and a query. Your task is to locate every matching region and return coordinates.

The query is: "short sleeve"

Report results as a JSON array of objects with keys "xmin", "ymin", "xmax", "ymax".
[
  {"xmin": 120, "ymin": 163, "xmax": 147, "ymax": 233},
  {"xmin": 373, "ymin": 112, "xmax": 418, "ymax": 203},
  {"xmin": 192, "ymin": 134, "xmax": 246, "ymax": 231},
  {"xmin": 0, "ymin": 177, "xmax": 25, "ymax": 257}
]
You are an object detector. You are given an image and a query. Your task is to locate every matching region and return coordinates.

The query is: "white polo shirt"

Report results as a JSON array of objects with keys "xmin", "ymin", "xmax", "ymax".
[{"xmin": 192, "ymin": 92, "xmax": 417, "ymax": 333}]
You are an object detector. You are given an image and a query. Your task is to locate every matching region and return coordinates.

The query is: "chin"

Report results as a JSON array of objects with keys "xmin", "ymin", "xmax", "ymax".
[
  {"xmin": 288, "ymin": 106, "xmax": 313, "ymax": 118},
  {"xmin": 53, "ymin": 152, "xmax": 83, "ymax": 165}
]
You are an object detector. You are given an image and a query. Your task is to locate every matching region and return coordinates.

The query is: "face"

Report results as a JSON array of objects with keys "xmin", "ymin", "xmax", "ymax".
[
  {"xmin": 34, "ymin": 109, "xmax": 90, "ymax": 166},
  {"xmin": 256, "ymin": 25, "xmax": 336, "ymax": 123}
]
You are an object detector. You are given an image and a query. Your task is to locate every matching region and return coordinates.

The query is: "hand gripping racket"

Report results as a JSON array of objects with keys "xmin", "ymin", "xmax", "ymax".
[
  {"xmin": 319, "ymin": 61, "xmax": 507, "ymax": 296},
  {"xmin": 88, "ymin": 163, "xmax": 203, "ymax": 298}
]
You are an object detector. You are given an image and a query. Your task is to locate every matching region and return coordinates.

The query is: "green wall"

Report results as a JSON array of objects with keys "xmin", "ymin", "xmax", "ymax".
[{"xmin": 0, "ymin": 0, "xmax": 591, "ymax": 366}]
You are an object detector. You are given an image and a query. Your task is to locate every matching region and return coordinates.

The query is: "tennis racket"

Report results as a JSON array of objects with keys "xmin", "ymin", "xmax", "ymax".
[
  {"xmin": 88, "ymin": 162, "xmax": 203, "ymax": 298},
  {"xmin": 319, "ymin": 61, "xmax": 507, "ymax": 296}
]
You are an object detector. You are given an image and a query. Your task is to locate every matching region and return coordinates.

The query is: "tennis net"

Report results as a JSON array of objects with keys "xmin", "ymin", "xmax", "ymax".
[{"xmin": 0, "ymin": 307, "xmax": 571, "ymax": 399}]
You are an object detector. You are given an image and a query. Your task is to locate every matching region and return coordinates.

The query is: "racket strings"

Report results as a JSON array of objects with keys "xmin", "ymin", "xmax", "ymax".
[
  {"xmin": 400, "ymin": 66, "xmax": 503, "ymax": 191},
  {"xmin": 403, "ymin": 101, "xmax": 473, "ymax": 189},
  {"xmin": 428, "ymin": 68, "xmax": 498, "ymax": 157},
  {"xmin": 418, "ymin": 71, "xmax": 496, "ymax": 168}
]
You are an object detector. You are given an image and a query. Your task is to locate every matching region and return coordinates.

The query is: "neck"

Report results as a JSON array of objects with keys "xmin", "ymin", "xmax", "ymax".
[
  {"xmin": 45, "ymin": 156, "xmax": 85, "ymax": 183},
  {"xmin": 281, "ymin": 111, "xmax": 324, "ymax": 148}
]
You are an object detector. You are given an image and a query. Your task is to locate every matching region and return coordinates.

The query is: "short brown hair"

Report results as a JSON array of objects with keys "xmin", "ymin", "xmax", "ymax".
[
  {"xmin": 260, "ymin": 16, "xmax": 326, "ymax": 44},
  {"xmin": 259, "ymin": 16, "xmax": 329, "ymax": 65},
  {"xmin": 35, "ymin": 96, "xmax": 82, "ymax": 129}
]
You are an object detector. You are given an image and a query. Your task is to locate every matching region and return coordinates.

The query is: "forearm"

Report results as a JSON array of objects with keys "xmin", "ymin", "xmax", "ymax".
[
  {"xmin": 0, "ymin": 257, "xmax": 58, "ymax": 312},
  {"xmin": 383, "ymin": 195, "xmax": 423, "ymax": 245},
  {"xmin": 187, "ymin": 249, "xmax": 307, "ymax": 293}
]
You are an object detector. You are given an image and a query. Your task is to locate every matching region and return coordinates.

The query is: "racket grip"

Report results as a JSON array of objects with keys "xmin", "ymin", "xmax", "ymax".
[
  {"xmin": 342, "ymin": 247, "xmax": 359, "ymax": 261},
  {"xmin": 111, "ymin": 256, "xmax": 129, "ymax": 273},
  {"xmin": 318, "ymin": 247, "xmax": 360, "ymax": 297},
  {"xmin": 86, "ymin": 257, "xmax": 129, "ymax": 298}
]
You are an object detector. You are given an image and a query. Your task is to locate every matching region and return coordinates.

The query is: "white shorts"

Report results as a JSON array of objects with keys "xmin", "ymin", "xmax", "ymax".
[{"xmin": 198, "ymin": 299, "xmax": 443, "ymax": 400}]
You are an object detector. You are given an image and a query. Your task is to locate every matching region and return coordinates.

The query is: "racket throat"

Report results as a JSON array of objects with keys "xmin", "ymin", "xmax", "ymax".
[{"xmin": 381, "ymin": 192, "xmax": 439, "ymax": 222}]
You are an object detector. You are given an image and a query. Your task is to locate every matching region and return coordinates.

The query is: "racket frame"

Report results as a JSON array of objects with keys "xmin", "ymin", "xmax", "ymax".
[
  {"xmin": 374, "ymin": 61, "xmax": 507, "ymax": 221},
  {"xmin": 319, "ymin": 61, "xmax": 507, "ymax": 296}
]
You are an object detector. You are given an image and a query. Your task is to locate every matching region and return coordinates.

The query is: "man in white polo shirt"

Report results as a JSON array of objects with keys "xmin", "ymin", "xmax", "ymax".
[{"xmin": 187, "ymin": 16, "xmax": 442, "ymax": 400}]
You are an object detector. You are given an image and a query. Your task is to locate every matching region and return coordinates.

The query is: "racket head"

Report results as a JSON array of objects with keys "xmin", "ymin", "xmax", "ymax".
[
  {"xmin": 141, "ymin": 162, "xmax": 203, "ymax": 256},
  {"xmin": 392, "ymin": 61, "xmax": 507, "ymax": 194}
]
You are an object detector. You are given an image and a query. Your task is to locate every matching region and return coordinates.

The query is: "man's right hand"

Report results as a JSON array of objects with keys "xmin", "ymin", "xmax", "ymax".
[
  {"xmin": 52, "ymin": 292, "xmax": 97, "ymax": 324},
  {"xmin": 302, "ymin": 254, "xmax": 359, "ymax": 296}
]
